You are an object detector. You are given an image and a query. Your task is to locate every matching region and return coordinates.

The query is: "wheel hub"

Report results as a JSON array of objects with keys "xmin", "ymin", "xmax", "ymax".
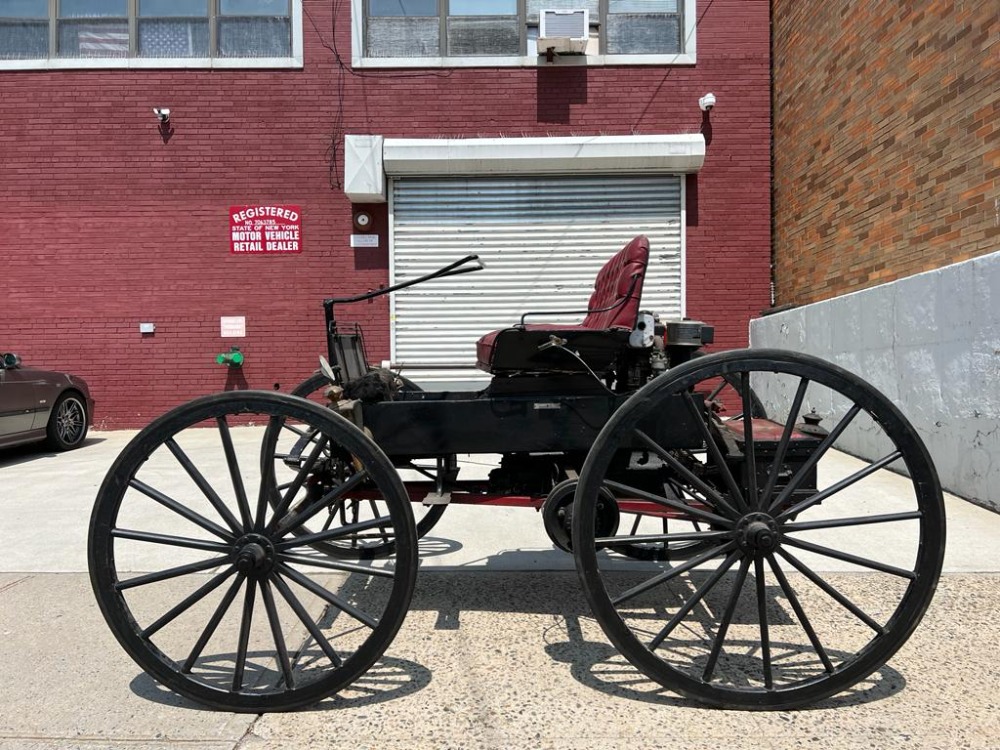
[
  {"xmin": 233, "ymin": 534, "xmax": 276, "ymax": 576},
  {"xmin": 542, "ymin": 481, "xmax": 619, "ymax": 554},
  {"xmin": 736, "ymin": 512, "xmax": 780, "ymax": 554}
]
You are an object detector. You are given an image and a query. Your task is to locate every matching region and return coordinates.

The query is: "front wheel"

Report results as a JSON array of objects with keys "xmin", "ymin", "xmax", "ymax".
[
  {"xmin": 46, "ymin": 392, "xmax": 88, "ymax": 451},
  {"xmin": 572, "ymin": 349, "xmax": 945, "ymax": 710},
  {"xmin": 88, "ymin": 391, "xmax": 418, "ymax": 712}
]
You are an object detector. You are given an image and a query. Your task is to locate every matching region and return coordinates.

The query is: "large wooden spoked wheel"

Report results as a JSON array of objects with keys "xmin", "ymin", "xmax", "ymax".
[
  {"xmin": 269, "ymin": 371, "xmax": 446, "ymax": 559},
  {"xmin": 572, "ymin": 349, "xmax": 945, "ymax": 710},
  {"xmin": 89, "ymin": 392, "xmax": 417, "ymax": 712}
]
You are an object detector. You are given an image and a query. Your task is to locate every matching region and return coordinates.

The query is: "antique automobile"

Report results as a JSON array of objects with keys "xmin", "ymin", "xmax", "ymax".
[
  {"xmin": 88, "ymin": 236, "xmax": 945, "ymax": 712},
  {"xmin": 0, "ymin": 351, "xmax": 92, "ymax": 451}
]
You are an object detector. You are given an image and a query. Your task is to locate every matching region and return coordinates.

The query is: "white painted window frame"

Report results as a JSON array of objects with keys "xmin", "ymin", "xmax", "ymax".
[
  {"xmin": 351, "ymin": 0, "xmax": 697, "ymax": 69},
  {"xmin": 0, "ymin": 0, "xmax": 303, "ymax": 71}
]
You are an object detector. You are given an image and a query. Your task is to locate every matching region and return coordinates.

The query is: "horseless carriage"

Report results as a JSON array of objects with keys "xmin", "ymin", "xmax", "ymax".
[{"xmin": 88, "ymin": 236, "xmax": 946, "ymax": 712}]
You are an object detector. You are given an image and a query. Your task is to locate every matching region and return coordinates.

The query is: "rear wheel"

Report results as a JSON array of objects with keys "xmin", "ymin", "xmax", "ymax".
[
  {"xmin": 573, "ymin": 349, "xmax": 945, "ymax": 710},
  {"xmin": 273, "ymin": 372, "xmax": 446, "ymax": 558},
  {"xmin": 89, "ymin": 391, "xmax": 417, "ymax": 712}
]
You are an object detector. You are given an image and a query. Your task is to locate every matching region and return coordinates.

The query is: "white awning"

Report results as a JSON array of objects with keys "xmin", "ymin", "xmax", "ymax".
[{"xmin": 344, "ymin": 133, "xmax": 705, "ymax": 202}]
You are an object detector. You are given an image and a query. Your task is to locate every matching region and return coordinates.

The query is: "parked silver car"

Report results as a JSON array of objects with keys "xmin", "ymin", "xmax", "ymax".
[{"xmin": 0, "ymin": 352, "xmax": 94, "ymax": 451}]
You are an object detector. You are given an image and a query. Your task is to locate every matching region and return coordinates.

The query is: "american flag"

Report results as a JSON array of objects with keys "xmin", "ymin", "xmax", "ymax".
[
  {"xmin": 75, "ymin": 23, "xmax": 205, "ymax": 57},
  {"xmin": 78, "ymin": 29, "xmax": 128, "ymax": 56},
  {"xmin": 140, "ymin": 22, "xmax": 204, "ymax": 57}
]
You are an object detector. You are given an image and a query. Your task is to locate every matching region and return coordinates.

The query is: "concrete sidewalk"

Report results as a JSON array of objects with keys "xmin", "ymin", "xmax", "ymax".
[{"xmin": 1, "ymin": 432, "xmax": 999, "ymax": 749}]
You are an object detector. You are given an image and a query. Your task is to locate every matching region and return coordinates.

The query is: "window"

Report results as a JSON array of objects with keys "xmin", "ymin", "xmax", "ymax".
[
  {"xmin": 59, "ymin": 0, "xmax": 128, "ymax": 58},
  {"xmin": 219, "ymin": 0, "xmax": 291, "ymax": 58},
  {"xmin": 138, "ymin": 0, "xmax": 209, "ymax": 58},
  {"xmin": 1, "ymin": 0, "xmax": 50, "ymax": 59},
  {"xmin": 447, "ymin": 1, "xmax": 518, "ymax": 57},
  {"xmin": 366, "ymin": 0, "xmax": 438, "ymax": 58},
  {"xmin": 355, "ymin": 0, "xmax": 693, "ymax": 67},
  {"xmin": 0, "ymin": 0, "xmax": 302, "ymax": 67},
  {"xmin": 607, "ymin": 0, "xmax": 681, "ymax": 55}
]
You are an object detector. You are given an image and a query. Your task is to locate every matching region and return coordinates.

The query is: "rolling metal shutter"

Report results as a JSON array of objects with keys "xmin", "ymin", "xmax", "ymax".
[{"xmin": 390, "ymin": 174, "xmax": 683, "ymax": 385}]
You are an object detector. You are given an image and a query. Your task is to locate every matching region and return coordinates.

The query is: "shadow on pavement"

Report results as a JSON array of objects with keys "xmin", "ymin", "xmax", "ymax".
[
  {"xmin": 542, "ymin": 614, "xmax": 905, "ymax": 710},
  {"xmin": 121, "ymin": 568, "xmax": 905, "ymax": 714},
  {"xmin": 129, "ymin": 655, "xmax": 433, "ymax": 713},
  {"xmin": 411, "ymin": 570, "xmax": 906, "ymax": 710},
  {"xmin": 0, "ymin": 436, "xmax": 106, "ymax": 468}
]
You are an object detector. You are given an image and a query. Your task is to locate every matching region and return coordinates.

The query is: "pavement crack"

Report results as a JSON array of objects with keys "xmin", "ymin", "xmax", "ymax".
[
  {"xmin": 232, "ymin": 714, "xmax": 266, "ymax": 749},
  {"xmin": 0, "ymin": 575, "xmax": 32, "ymax": 595}
]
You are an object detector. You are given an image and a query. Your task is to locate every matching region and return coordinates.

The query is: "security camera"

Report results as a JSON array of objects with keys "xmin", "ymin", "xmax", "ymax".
[
  {"xmin": 698, "ymin": 93, "xmax": 716, "ymax": 112},
  {"xmin": 153, "ymin": 107, "xmax": 171, "ymax": 123}
]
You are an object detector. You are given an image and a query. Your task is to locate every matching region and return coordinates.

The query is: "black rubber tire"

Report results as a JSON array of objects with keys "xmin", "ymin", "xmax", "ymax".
[
  {"xmin": 277, "ymin": 371, "xmax": 446, "ymax": 558},
  {"xmin": 45, "ymin": 391, "xmax": 89, "ymax": 451},
  {"xmin": 572, "ymin": 349, "xmax": 945, "ymax": 710},
  {"xmin": 88, "ymin": 391, "xmax": 417, "ymax": 712}
]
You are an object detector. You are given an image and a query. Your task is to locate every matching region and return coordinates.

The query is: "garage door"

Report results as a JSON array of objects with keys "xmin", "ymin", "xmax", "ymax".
[{"xmin": 390, "ymin": 174, "xmax": 683, "ymax": 385}]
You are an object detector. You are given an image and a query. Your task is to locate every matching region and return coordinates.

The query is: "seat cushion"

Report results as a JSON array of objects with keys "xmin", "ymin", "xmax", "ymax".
[{"xmin": 476, "ymin": 325, "xmax": 629, "ymax": 374}]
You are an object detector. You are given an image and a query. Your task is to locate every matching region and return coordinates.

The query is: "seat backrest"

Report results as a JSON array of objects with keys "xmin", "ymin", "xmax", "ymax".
[{"xmin": 581, "ymin": 235, "xmax": 649, "ymax": 330}]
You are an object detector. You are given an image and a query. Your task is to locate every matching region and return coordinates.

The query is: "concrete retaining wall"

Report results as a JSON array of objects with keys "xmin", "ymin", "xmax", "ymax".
[{"xmin": 750, "ymin": 250, "xmax": 1000, "ymax": 511}]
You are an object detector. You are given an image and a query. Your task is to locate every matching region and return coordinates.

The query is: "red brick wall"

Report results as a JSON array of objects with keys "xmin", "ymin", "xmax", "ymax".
[
  {"xmin": 772, "ymin": 0, "xmax": 999, "ymax": 306},
  {"xmin": 0, "ymin": 0, "xmax": 770, "ymax": 428}
]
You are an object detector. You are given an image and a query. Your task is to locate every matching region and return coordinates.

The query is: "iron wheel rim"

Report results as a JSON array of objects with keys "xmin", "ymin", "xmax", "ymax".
[
  {"xmin": 88, "ymin": 391, "xmax": 417, "ymax": 712},
  {"xmin": 572, "ymin": 349, "xmax": 945, "ymax": 710}
]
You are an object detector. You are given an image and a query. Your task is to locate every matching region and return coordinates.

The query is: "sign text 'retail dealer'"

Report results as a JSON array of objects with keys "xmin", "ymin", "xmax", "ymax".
[{"xmin": 230, "ymin": 205, "xmax": 302, "ymax": 254}]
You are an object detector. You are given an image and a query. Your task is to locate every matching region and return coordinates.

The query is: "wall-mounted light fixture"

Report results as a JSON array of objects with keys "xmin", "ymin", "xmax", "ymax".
[
  {"xmin": 153, "ymin": 107, "xmax": 171, "ymax": 124},
  {"xmin": 698, "ymin": 93, "xmax": 716, "ymax": 112}
]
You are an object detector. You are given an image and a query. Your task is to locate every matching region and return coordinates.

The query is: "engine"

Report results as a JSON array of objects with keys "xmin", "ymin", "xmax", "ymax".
[{"xmin": 615, "ymin": 312, "xmax": 715, "ymax": 391}]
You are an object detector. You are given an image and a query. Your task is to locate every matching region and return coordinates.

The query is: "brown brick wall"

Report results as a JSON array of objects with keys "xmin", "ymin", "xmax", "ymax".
[{"xmin": 772, "ymin": 0, "xmax": 999, "ymax": 306}]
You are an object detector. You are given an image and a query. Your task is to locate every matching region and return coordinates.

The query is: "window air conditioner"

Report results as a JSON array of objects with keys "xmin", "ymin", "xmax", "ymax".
[{"xmin": 537, "ymin": 9, "xmax": 589, "ymax": 56}]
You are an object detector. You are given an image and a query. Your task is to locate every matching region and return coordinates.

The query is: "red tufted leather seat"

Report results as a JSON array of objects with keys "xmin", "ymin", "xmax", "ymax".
[{"xmin": 476, "ymin": 235, "xmax": 649, "ymax": 374}]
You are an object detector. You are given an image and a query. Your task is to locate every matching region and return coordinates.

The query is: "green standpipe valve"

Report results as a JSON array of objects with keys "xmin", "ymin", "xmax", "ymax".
[{"xmin": 216, "ymin": 347, "xmax": 244, "ymax": 367}]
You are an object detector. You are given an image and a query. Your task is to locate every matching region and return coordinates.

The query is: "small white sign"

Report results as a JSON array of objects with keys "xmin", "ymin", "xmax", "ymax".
[
  {"xmin": 220, "ymin": 316, "xmax": 246, "ymax": 338},
  {"xmin": 350, "ymin": 234, "xmax": 380, "ymax": 248}
]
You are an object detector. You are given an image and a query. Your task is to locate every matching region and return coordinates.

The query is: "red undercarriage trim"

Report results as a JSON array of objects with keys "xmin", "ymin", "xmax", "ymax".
[{"xmin": 350, "ymin": 482, "xmax": 706, "ymax": 519}]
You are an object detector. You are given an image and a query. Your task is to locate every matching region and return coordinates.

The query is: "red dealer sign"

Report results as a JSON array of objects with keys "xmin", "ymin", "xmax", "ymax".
[{"xmin": 230, "ymin": 205, "xmax": 302, "ymax": 254}]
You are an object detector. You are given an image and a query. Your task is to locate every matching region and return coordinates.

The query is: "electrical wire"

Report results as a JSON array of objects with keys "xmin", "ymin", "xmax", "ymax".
[
  {"xmin": 544, "ymin": 342, "xmax": 619, "ymax": 396},
  {"xmin": 304, "ymin": 1, "xmax": 453, "ymax": 189},
  {"xmin": 307, "ymin": 0, "xmax": 712, "ymax": 191},
  {"xmin": 631, "ymin": 0, "xmax": 716, "ymax": 131}
]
